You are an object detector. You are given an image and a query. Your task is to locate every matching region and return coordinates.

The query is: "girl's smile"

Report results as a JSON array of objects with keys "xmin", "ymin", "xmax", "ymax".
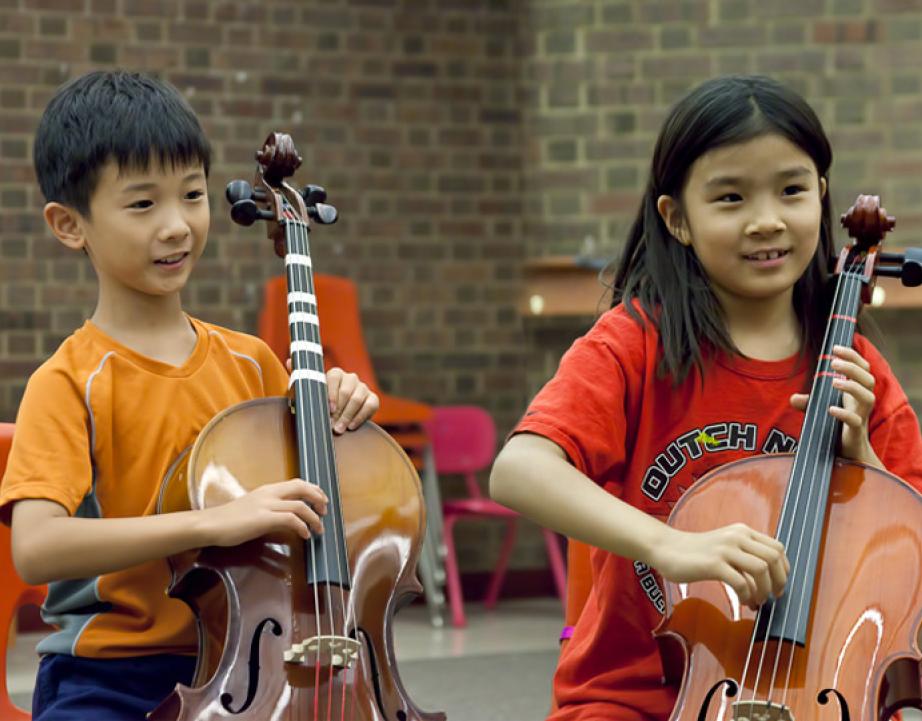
[{"xmin": 742, "ymin": 247, "xmax": 790, "ymax": 268}]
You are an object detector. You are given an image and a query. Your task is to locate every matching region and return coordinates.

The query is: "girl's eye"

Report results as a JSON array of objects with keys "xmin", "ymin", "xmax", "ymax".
[
  {"xmin": 128, "ymin": 199, "xmax": 153, "ymax": 209},
  {"xmin": 716, "ymin": 192, "xmax": 742, "ymax": 203},
  {"xmin": 783, "ymin": 185, "xmax": 807, "ymax": 196}
]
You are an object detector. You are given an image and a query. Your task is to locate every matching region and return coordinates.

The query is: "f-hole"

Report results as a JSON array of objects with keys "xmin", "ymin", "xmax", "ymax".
[
  {"xmin": 697, "ymin": 678, "xmax": 739, "ymax": 721},
  {"xmin": 817, "ymin": 688, "xmax": 850, "ymax": 721},
  {"xmin": 220, "ymin": 617, "xmax": 283, "ymax": 714}
]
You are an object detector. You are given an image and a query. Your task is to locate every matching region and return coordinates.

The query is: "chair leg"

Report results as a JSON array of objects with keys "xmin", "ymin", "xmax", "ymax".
[
  {"xmin": 421, "ymin": 443, "xmax": 447, "ymax": 580},
  {"xmin": 441, "ymin": 515, "xmax": 467, "ymax": 628},
  {"xmin": 0, "ymin": 601, "xmax": 32, "ymax": 721},
  {"xmin": 541, "ymin": 528, "xmax": 567, "ymax": 605},
  {"xmin": 484, "ymin": 519, "xmax": 517, "ymax": 610},
  {"xmin": 417, "ymin": 535, "xmax": 445, "ymax": 629}
]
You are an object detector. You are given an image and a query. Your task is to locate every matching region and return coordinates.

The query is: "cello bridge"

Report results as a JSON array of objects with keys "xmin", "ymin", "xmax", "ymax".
[
  {"xmin": 283, "ymin": 635, "xmax": 360, "ymax": 668},
  {"xmin": 732, "ymin": 700, "xmax": 794, "ymax": 721}
]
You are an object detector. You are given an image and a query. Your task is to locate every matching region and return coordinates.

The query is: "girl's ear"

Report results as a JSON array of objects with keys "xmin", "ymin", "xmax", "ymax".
[
  {"xmin": 656, "ymin": 195, "xmax": 691, "ymax": 246},
  {"xmin": 819, "ymin": 176, "xmax": 827, "ymax": 199},
  {"xmin": 43, "ymin": 203, "xmax": 87, "ymax": 252}
]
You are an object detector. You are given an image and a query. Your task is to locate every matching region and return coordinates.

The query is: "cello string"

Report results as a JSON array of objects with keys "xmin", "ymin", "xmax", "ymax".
[
  {"xmin": 300, "ymin": 216, "xmax": 361, "ymax": 721},
  {"xmin": 739, "ymin": 265, "xmax": 843, "ymax": 706},
  {"xmin": 298, "ymin": 220, "xmax": 345, "ymax": 721},
  {"xmin": 294, "ymin": 219, "xmax": 356, "ymax": 721},
  {"xmin": 777, "ymin": 258, "xmax": 864, "ymax": 711},
  {"xmin": 293, "ymin": 221, "xmax": 338, "ymax": 721},
  {"xmin": 294, "ymin": 221, "xmax": 321, "ymax": 721},
  {"xmin": 766, "ymin": 261, "xmax": 858, "ymax": 709},
  {"xmin": 282, "ymin": 217, "xmax": 321, "ymax": 720},
  {"xmin": 286, "ymin": 217, "xmax": 328, "ymax": 719},
  {"xmin": 759, "ymin": 255, "xmax": 862, "ymax": 711},
  {"xmin": 740, "ymin": 258, "xmax": 855, "ymax": 710}
]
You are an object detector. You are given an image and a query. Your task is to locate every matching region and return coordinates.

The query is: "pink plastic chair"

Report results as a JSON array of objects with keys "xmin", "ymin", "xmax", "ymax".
[{"xmin": 427, "ymin": 406, "xmax": 566, "ymax": 628}]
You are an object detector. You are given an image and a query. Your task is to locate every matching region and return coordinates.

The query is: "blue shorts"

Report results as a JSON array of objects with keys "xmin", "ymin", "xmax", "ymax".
[{"xmin": 32, "ymin": 653, "xmax": 196, "ymax": 720}]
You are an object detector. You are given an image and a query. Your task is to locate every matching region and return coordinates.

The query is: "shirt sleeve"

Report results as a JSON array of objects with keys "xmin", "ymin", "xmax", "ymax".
[
  {"xmin": 0, "ymin": 363, "xmax": 93, "ymax": 523},
  {"xmin": 257, "ymin": 340, "xmax": 291, "ymax": 397},
  {"xmin": 512, "ymin": 311, "xmax": 640, "ymax": 485},
  {"xmin": 857, "ymin": 335, "xmax": 922, "ymax": 492}
]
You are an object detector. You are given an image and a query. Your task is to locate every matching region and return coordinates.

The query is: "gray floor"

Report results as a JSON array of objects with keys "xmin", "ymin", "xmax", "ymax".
[
  {"xmin": 9, "ymin": 598, "xmax": 922, "ymax": 721},
  {"xmin": 8, "ymin": 597, "xmax": 563, "ymax": 721}
]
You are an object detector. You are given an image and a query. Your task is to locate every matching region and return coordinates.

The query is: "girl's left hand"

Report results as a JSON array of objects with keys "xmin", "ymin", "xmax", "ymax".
[
  {"xmin": 789, "ymin": 345, "xmax": 883, "ymax": 467},
  {"xmin": 285, "ymin": 360, "xmax": 379, "ymax": 434}
]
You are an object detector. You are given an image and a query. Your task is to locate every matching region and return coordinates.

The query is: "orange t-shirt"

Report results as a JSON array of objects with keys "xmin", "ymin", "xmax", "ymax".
[{"xmin": 0, "ymin": 317, "xmax": 290, "ymax": 658}]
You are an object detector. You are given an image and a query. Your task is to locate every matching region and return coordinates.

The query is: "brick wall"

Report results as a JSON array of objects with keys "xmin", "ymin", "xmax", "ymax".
[
  {"xmin": 0, "ymin": 0, "xmax": 529, "ymax": 433},
  {"xmin": 522, "ymin": 0, "xmax": 922, "ymax": 417},
  {"xmin": 1, "ymin": 0, "xmax": 921, "ymax": 576}
]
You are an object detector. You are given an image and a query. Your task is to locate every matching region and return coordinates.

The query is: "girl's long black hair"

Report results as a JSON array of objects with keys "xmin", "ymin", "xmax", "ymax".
[{"xmin": 611, "ymin": 75, "xmax": 834, "ymax": 384}]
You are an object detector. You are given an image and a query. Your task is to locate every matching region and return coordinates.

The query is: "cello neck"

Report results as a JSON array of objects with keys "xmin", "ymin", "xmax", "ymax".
[
  {"xmin": 763, "ymin": 265, "xmax": 866, "ymax": 645},
  {"xmin": 284, "ymin": 217, "xmax": 351, "ymax": 588}
]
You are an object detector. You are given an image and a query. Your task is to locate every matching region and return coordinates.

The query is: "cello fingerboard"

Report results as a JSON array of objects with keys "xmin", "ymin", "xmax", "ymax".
[{"xmin": 283, "ymin": 216, "xmax": 351, "ymax": 589}]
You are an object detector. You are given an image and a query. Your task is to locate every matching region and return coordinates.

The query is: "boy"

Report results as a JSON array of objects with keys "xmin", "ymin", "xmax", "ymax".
[{"xmin": 0, "ymin": 70, "xmax": 379, "ymax": 720}]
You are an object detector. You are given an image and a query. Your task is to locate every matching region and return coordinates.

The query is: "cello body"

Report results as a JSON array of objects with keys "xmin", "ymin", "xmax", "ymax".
[
  {"xmin": 657, "ymin": 454, "xmax": 922, "ymax": 720},
  {"xmin": 152, "ymin": 398, "xmax": 442, "ymax": 721}
]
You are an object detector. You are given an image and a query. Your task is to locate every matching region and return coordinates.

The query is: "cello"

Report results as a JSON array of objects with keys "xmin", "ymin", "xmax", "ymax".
[
  {"xmin": 657, "ymin": 195, "xmax": 922, "ymax": 720},
  {"xmin": 151, "ymin": 132, "xmax": 445, "ymax": 721}
]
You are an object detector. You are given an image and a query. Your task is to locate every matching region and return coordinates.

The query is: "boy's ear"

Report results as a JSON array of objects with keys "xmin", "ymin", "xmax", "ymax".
[
  {"xmin": 656, "ymin": 195, "xmax": 691, "ymax": 246},
  {"xmin": 43, "ymin": 202, "xmax": 87, "ymax": 251}
]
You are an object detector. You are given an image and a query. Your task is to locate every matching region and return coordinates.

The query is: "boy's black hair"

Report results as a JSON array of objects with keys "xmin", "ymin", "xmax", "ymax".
[
  {"xmin": 611, "ymin": 75, "xmax": 835, "ymax": 384},
  {"xmin": 33, "ymin": 70, "xmax": 211, "ymax": 216}
]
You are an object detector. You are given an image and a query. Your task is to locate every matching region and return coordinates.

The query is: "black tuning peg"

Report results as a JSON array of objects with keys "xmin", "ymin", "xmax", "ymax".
[
  {"xmin": 308, "ymin": 203, "xmax": 338, "ymax": 225},
  {"xmin": 229, "ymin": 199, "xmax": 275, "ymax": 227},
  {"xmin": 226, "ymin": 180, "xmax": 274, "ymax": 226},
  {"xmin": 301, "ymin": 184, "xmax": 327, "ymax": 205},
  {"xmin": 903, "ymin": 247, "xmax": 922, "ymax": 287},
  {"xmin": 226, "ymin": 180, "xmax": 253, "ymax": 205},
  {"xmin": 226, "ymin": 179, "xmax": 268, "ymax": 205},
  {"xmin": 299, "ymin": 184, "xmax": 337, "ymax": 224}
]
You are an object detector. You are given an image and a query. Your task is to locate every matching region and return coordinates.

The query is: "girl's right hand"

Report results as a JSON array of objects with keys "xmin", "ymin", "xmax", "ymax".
[
  {"xmin": 199, "ymin": 479, "xmax": 328, "ymax": 547},
  {"xmin": 649, "ymin": 523, "xmax": 789, "ymax": 608}
]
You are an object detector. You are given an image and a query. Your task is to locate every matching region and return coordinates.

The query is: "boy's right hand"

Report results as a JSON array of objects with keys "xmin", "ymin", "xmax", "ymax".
[
  {"xmin": 199, "ymin": 479, "xmax": 328, "ymax": 547},
  {"xmin": 649, "ymin": 523, "xmax": 789, "ymax": 608}
]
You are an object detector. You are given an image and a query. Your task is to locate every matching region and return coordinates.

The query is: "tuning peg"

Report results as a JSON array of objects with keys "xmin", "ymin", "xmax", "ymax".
[
  {"xmin": 226, "ymin": 180, "xmax": 253, "ymax": 205},
  {"xmin": 230, "ymin": 199, "xmax": 274, "ymax": 227},
  {"xmin": 301, "ymin": 184, "xmax": 327, "ymax": 205},
  {"xmin": 903, "ymin": 248, "xmax": 922, "ymax": 287},
  {"xmin": 226, "ymin": 179, "xmax": 268, "ymax": 205},
  {"xmin": 308, "ymin": 203, "xmax": 338, "ymax": 225}
]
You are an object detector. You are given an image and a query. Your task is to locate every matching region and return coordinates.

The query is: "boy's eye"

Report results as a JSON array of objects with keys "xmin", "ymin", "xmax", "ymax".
[
  {"xmin": 185, "ymin": 189, "xmax": 205, "ymax": 201},
  {"xmin": 128, "ymin": 199, "xmax": 153, "ymax": 209}
]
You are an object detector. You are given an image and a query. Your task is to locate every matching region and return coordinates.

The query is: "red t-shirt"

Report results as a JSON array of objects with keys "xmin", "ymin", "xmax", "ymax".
[{"xmin": 514, "ymin": 304, "xmax": 922, "ymax": 721}]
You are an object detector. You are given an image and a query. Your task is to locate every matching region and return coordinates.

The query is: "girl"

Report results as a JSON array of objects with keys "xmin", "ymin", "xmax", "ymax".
[{"xmin": 490, "ymin": 75, "xmax": 922, "ymax": 721}]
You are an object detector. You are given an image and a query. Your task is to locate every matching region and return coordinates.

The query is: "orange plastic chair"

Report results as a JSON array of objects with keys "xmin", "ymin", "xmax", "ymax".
[
  {"xmin": 563, "ymin": 538, "xmax": 592, "ymax": 638},
  {"xmin": 258, "ymin": 274, "xmax": 432, "ymax": 465},
  {"xmin": 1, "ymin": 422, "xmax": 46, "ymax": 720}
]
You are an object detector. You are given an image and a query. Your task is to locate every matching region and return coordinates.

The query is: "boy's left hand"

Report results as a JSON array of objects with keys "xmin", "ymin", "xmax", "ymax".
[
  {"xmin": 789, "ymin": 345, "xmax": 882, "ymax": 467},
  {"xmin": 326, "ymin": 367, "xmax": 379, "ymax": 434},
  {"xmin": 285, "ymin": 361, "xmax": 379, "ymax": 434}
]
